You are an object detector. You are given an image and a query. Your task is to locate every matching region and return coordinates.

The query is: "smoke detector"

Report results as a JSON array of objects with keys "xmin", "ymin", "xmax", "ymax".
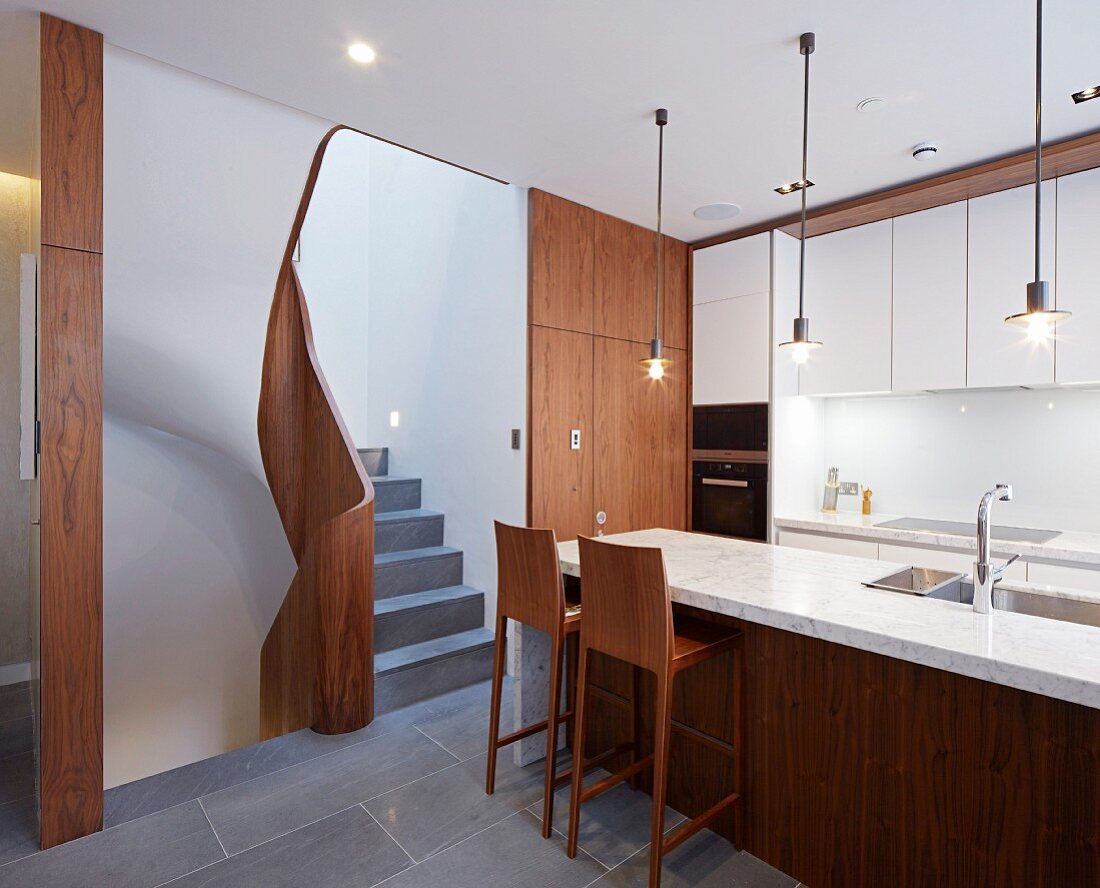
[{"xmin": 912, "ymin": 141, "xmax": 939, "ymax": 161}]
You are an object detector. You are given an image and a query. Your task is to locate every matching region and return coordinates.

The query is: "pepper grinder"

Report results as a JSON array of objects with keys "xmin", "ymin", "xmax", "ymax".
[
  {"xmin": 821, "ymin": 466, "xmax": 839, "ymax": 513},
  {"xmin": 862, "ymin": 488, "xmax": 873, "ymax": 515}
]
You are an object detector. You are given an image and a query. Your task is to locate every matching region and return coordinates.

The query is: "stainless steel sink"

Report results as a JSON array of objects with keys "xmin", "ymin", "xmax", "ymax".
[
  {"xmin": 866, "ymin": 569, "xmax": 1100, "ymax": 629},
  {"xmin": 863, "ymin": 567, "xmax": 966, "ymax": 597}
]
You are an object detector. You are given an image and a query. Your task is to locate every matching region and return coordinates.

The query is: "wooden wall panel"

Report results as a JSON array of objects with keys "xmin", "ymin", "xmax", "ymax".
[
  {"xmin": 39, "ymin": 245, "xmax": 103, "ymax": 848},
  {"xmin": 41, "ymin": 14, "xmax": 103, "ymax": 253},
  {"xmin": 594, "ymin": 212, "xmax": 655, "ymax": 344},
  {"xmin": 528, "ymin": 325, "xmax": 593, "ymax": 540},
  {"xmin": 592, "ymin": 337, "xmax": 687, "ymax": 534},
  {"xmin": 529, "ymin": 190, "xmax": 595, "ymax": 333},
  {"xmin": 661, "ymin": 235, "xmax": 689, "ymax": 350}
]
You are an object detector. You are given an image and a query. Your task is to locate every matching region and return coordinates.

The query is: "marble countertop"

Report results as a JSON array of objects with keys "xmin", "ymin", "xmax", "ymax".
[
  {"xmin": 774, "ymin": 511, "xmax": 1100, "ymax": 567},
  {"xmin": 558, "ymin": 529, "xmax": 1100, "ymax": 711}
]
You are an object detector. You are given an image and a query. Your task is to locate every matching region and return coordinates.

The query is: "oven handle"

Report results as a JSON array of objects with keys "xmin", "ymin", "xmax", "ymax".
[{"xmin": 700, "ymin": 477, "xmax": 750, "ymax": 488}]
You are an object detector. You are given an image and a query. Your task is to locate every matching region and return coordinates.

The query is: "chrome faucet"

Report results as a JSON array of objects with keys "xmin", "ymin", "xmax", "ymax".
[{"xmin": 973, "ymin": 484, "xmax": 1020, "ymax": 615}]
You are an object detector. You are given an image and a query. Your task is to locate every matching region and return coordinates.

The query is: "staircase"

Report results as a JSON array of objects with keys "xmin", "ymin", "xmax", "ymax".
[{"xmin": 359, "ymin": 448, "xmax": 495, "ymax": 713}]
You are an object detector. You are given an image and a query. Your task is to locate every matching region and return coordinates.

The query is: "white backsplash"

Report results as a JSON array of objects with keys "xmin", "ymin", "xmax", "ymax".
[{"xmin": 823, "ymin": 387, "xmax": 1100, "ymax": 533}]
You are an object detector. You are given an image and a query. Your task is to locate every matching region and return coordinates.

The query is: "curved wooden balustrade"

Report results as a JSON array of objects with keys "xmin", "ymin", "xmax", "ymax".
[{"xmin": 258, "ymin": 126, "xmax": 375, "ymax": 738}]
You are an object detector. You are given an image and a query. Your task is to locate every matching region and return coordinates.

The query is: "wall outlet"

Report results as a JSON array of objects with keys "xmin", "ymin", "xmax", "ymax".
[
  {"xmin": 511, "ymin": 429, "xmax": 521, "ymax": 450},
  {"xmin": 570, "ymin": 429, "xmax": 581, "ymax": 450},
  {"xmin": 838, "ymin": 481, "xmax": 860, "ymax": 496}
]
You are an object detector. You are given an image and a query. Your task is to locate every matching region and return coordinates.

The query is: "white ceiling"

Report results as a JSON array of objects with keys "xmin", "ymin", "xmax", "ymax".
[{"xmin": 5, "ymin": 0, "xmax": 1100, "ymax": 240}]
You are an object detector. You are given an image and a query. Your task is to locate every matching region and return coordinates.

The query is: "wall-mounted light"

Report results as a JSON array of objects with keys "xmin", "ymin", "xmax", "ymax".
[
  {"xmin": 778, "ymin": 32, "xmax": 823, "ymax": 365},
  {"xmin": 775, "ymin": 179, "xmax": 814, "ymax": 196},
  {"xmin": 1071, "ymin": 85, "xmax": 1100, "ymax": 104},
  {"xmin": 1005, "ymin": 0, "xmax": 1071, "ymax": 339},
  {"xmin": 640, "ymin": 109, "xmax": 673, "ymax": 381},
  {"xmin": 348, "ymin": 42, "xmax": 377, "ymax": 64},
  {"xmin": 389, "ymin": 410, "xmax": 400, "ymax": 428}
]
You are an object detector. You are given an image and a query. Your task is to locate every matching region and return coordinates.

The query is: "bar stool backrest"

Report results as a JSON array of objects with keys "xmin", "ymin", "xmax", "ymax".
[
  {"xmin": 494, "ymin": 521, "xmax": 566, "ymax": 636},
  {"xmin": 576, "ymin": 536, "xmax": 673, "ymax": 675}
]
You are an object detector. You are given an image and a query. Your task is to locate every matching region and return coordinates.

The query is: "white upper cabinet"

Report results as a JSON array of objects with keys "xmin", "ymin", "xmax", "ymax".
[
  {"xmin": 1054, "ymin": 168, "xmax": 1100, "ymax": 384},
  {"xmin": 799, "ymin": 220, "xmax": 893, "ymax": 396},
  {"xmin": 691, "ymin": 236, "xmax": 770, "ymax": 404},
  {"xmin": 966, "ymin": 183, "xmax": 1057, "ymax": 388},
  {"xmin": 692, "ymin": 233, "xmax": 770, "ymax": 304},
  {"xmin": 891, "ymin": 202, "xmax": 968, "ymax": 392},
  {"xmin": 692, "ymin": 293, "xmax": 769, "ymax": 404}
]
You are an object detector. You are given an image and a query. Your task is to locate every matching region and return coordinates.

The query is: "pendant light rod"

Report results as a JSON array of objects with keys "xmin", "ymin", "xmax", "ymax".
[
  {"xmin": 798, "ymin": 32, "xmax": 814, "ymax": 321},
  {"xmin": 1033, "ymin": 0, "xmax": 1043, "ymax": 284},
  {"xmin": 654, "ymin": 108, "xmax": 667, "ymax": 344}
]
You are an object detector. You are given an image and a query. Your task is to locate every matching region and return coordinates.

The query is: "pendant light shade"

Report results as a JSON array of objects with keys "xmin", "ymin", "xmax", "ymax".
[
  {"xmin": 641, "ymin": 108, "xmax": 673, "ymax": 380},
  {"xmin": 1004, "ymin": 0, "xmax": 1070, "ymax": 341},
  {"xmin": 779, "ymin": 32, "xmax": 823, "ymax": 364}
]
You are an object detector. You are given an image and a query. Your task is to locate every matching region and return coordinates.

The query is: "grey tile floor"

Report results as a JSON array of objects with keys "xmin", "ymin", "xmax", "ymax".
[
  {"xmin": 0, "ymin": 678, "xmax": 803, "ymax": 888},
  {"xmin": 0, "ymin": 683, "xmax": 37, "ymax": 870}
]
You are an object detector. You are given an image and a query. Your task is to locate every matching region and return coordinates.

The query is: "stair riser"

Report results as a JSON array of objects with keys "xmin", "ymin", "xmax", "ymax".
[
  {"xmin": 358, "ymin": 448, "xmax": 388, "ymax": 477},
  {"xmin": 375, "ymin": 596, "xmax": 483, "ymax": 653},
  {"xmin": 374, "ymin": 480, "xmax": 421, "ymax": 513},
  {"xmin": 375, "ymin": 553, "xmax": 463, "ymax": 599},
  {"xmin": 374, "ymin": 645, "xmax": 495, "ymax": 714},
  {"xmin": 375, "ymin": 516, "xmax": 444, "ymax": 554}
]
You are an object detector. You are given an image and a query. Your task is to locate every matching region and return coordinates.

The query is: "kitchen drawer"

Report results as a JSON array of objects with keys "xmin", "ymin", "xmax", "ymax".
[
  {"xmin": 778, "ymin": 530, "xmax": 878, "ymax": 559},
  {"xmin": 1026, "ymin": 562, "xmax": 1100, "ymax": 594}
]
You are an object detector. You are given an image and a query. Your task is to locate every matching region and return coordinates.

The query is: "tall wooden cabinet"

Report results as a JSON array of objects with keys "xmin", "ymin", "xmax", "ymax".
[{"xmin": 528, "ymin": 190, "xmax": 689, "ymax": 540}]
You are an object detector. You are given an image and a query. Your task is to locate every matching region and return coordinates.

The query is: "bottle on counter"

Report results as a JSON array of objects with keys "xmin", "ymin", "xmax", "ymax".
[{"xmin": 862, "ymin": 488, "xmax": 873, "ymax": 515}]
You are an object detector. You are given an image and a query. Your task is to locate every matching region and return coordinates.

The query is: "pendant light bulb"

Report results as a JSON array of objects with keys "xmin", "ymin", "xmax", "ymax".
[
  {"xmin": 1005, "ymin": 0, "xmax": 1071, "ymax": 336},
  {"xmin": 640, "ymin": 108, "xmax": 672, "ymax": 379},
  {"xmin": 778, "ymin": 32, "xmax": 824, "ymax": 363}
]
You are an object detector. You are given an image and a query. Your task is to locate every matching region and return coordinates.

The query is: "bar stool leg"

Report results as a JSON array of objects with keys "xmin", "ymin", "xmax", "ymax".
[
  {"xmin": 485, "ymin": 614, "xmax": 508, "ymax": 795},
  {"xmin": 541, "ymin": 632, "xmax": 564, "ymax": 839},
  {"xmin": 648, "ymin": 672, "xmax": 673, "ymax": 888},
  {"xmin": 566, "ymin": 645, "xmax": 591, "ymax": 859}
]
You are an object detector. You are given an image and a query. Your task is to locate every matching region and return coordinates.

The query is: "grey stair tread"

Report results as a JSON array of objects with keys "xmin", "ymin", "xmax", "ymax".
[
  {"xmin": 370, "ymin": 475, "xmax": 418, "ymax": 485},
  {"xmin": 375, "ymin": 545, "xmax": 459, "ymax": 566},
  {"xmin": 374, "ymin": 628, "xmax": 495, "ymax": 676},
  {"xmin": 374, "ymin": 508, "xmax": 443, "ymax": 525},
  {"xmin": 375, "ymin": 585, "xmax": 482, "ymax": 617}
]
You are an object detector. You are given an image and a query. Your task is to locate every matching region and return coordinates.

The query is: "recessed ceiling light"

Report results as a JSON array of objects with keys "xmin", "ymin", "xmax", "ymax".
[
  {"xmin": 348, "ymin": 42, "xmax": 377, "ymax": 64},
  {"xmin": 856, "ymin": 96, "xmax": 887, "ymax": 112},
  {"xmin": 693, "ymin": 202, "xmax": 742, "ymax": 221},
  {"xmin": 775, "ymin": 179, "xmax": 814, "ymax": 195},
  {"xmin": 1072, "ymin": 85, "xmax": 1100, "ymax": 103}
]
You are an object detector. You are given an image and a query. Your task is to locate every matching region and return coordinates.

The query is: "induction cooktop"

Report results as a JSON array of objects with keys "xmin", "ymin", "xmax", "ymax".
[{"xmin": 874, "ymin": 517, "xmax": 1060, "ymax": 545}]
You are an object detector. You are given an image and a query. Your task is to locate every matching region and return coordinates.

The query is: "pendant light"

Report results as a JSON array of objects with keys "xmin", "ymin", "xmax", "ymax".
[
  {"xmin": 1004, "ymin": 0, "xmax": 1070, "ymax": 341},
  {"xmin": 641, "ymin": 108, "xmax": 672, "ymax": 380},
  {"xmin": 779, "ymin": 32, "xmax": 822, "ymax": 364}
]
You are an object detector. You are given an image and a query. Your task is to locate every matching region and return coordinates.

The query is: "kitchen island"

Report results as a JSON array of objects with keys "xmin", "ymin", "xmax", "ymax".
[{"xmin": 513, "ymin": 529, "xmax": 1100, "ymax": 887}]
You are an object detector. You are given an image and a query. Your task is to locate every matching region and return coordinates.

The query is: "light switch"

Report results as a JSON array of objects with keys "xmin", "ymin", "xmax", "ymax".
[{"xmin": 570, "ymin": 429, "xmax": 581, "ymax": 450}]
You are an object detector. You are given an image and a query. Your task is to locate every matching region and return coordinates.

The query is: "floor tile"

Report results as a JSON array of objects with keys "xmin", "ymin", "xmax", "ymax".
[
  {"xmin": 0, "ymin": 719, "xmax": 32, "ymax": 761},
  {"xmin": 529, "ymin": 768, "xmax": 686, "ymax": 869},
  {"xmin": 200, "ymin": 727, "xmax": 457, "ymax": 855},
  {"xmin": 590, "ymin": 830, "xmax": 797, "ymax": 888},
  {"xmin": 363, "ymin": 750, "xmax": 548, "ymax": 862},
  {"xmin": 412, "ymin": 686, "xmax": 512, "ymax": 762},
  {"xmin": 0, "ymin": 799, "xmax": 224, "ymax": 888},
  {"xmin": 0, "ymin": 796, "xmax": 37, "ymax": 868},
  {"xmin": 0, "ymin": 687, "xmax": 30, "ymax": 726},
  {"xmin": 161, "ymin": 805, "xmax": 411, "ymax": 888},
  {"xmin": 0, "ymin": 754, "xmax": 35, "ymax": 807},
  {"xmin": 377, "ymin": 810, "xmax": 605, "ymax": 888}
]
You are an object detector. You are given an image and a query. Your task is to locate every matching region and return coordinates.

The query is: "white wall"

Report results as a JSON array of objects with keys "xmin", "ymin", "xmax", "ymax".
[
  {"xmin": 364, "ymin": 137, "xmax": 527, "ymax": 624},
  {"xmin": 103, "ymin": 46, "xmax": 331, "ymax": 785},
  {"xmin": 822, "ymin": 387, "xmax": 1100, "ymax": 532},
  {"xmin": 296, "ymin": 131, "xmax": 370, "ymax": 445}
]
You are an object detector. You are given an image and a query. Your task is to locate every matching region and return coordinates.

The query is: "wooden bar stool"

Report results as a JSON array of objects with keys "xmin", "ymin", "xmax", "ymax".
[
  {"xmin": 567, "ymin": 536, "xmax": 743, "ymax": 888},
  {"xmin": 485, "ymin": 521, "xmax": 581, "ymax": 839}
]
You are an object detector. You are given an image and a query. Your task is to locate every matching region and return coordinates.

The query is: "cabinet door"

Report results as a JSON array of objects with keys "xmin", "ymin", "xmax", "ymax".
[
  {"xmin": 692, "ymin": 293, "xmax": 769, "ymax": 405},
  {"xmin": 595, "ymin": 213, "xmax": 654, "ymax": 344},
  {"xmin": 1054, "ymin": 168, "xmax": 1100, "ymax": 384},
  {"xmin": 966, "ymin": 183, "xmax": 1057, "ymax": 388},
  {"xmin": 892, "ymin": 202, "xmax": 967, "ymax": 391},
  {"xmin": 799, "ymin": 220, "xmax": 893, "ymax": 396},
  {"xmin": 778, "ymin": 530, "xmax": 878, "ymax": 558},
  {"xmin": 529, "ymin": 326, "xmax": 593, "ymax": 541},
  {"xmin": 529, "ymin": 190, "xmax": 595, "ymax": 333},
  {"xmin": 692, "ymin": 233, "xmax": 770, "ymax": 305},
  {"xmin": 594, "ymin": 337, "xmax": 687, "ymax": 534}
]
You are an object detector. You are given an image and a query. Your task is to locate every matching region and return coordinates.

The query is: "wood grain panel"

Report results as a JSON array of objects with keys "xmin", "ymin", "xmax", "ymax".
[
  {"xmin": 594, "ymin": 213, "xmax": 655, "ymax": 343},
  {"xmin": 258, "ymin": 128, "xmax": 376, "ymax": 738},
  {"xmin": 592, "ymin": 337, "xmax": 687, "ymax": 535},
  {"xmin": 661, "ymin": 235, "xmax": 688, "ymax": 350},
  {"xmin": 529, "ymin": 190, "xmax": 595, "ymax": 333},
  {"xmin": 694, "ymin": 128, "xmax": 1100, "ymax": 248},
  {"xmin": 528, "ymin": 325, "xmax": 593, "ymax": 541},
  {"xmin": 41, "ymin": 14, "xmax": 103, "ymax": 253},
  {"xmin": 39, "ymin": 245, "xmax": 103, "ymax": 848}
]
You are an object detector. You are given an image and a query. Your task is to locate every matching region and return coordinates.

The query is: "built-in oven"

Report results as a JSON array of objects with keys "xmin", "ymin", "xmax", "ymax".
[{"xmin": 691, "ymin": 460, "xmax": 768, "ymax": 542}]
